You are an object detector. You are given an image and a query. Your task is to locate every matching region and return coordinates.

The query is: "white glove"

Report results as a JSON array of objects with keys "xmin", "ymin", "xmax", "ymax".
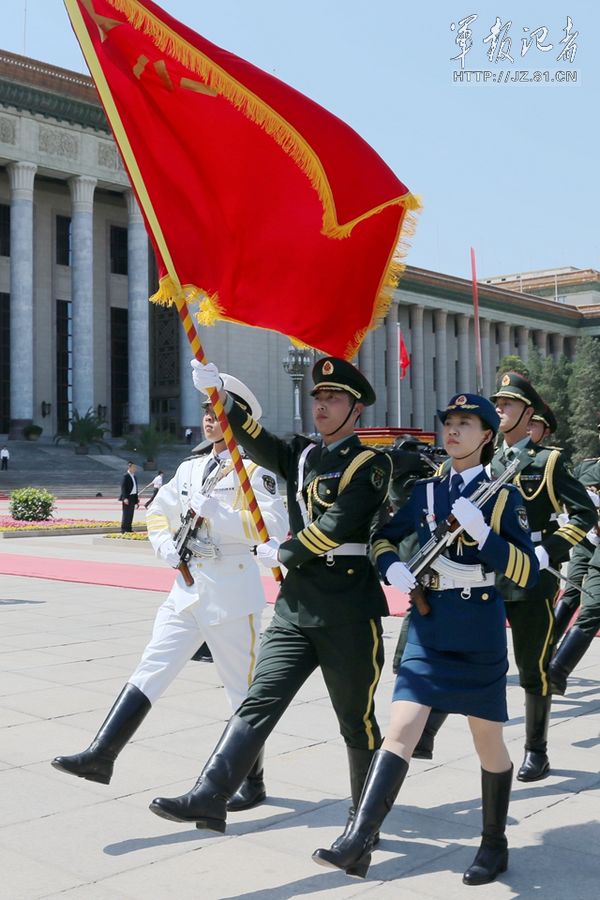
[
  {"xmin": 188, "ymin": 491, "xmax": 219, "ymax": 519},
  {"xmin": 190, "ymin": 359, "xmax": 223, "ymax": 394},
  {"xmin": 386, "ymin": 561, "xmax": 417, "ymax": 592},
  {"xmin": 586, "ymin": 489, "xmax": 600, "ymax": 509},
  {"xmin": 158, "ymin": 538, "xmax": 181, "ymax": 568},
  {"xmin": 557, "ymin": 511, "xmax": 570, "ymax": 526},
  {"xmin": 535, "ymin": 545, "xmax": 550, "ymax": 571},
  {"xmin": 255, "ymin": 537, "xmax": 281, "ymax": 569},
  {"xmin": 452, "ymin": 496, "xmax": 491, "ymax": 546}
]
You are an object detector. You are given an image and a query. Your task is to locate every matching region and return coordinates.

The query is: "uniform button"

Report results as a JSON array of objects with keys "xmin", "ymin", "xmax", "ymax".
[
  {"xmin": 482, "ymin": 592, "xmax": 489, "ymax": 600},
  {"xmin": 238, "ymin": 563, "xmax": 244, "ymax": 570},
  {"xmin": 347, "ymin": 568, "xmax": 355, "ymax": 575},
  {"xmin": 198, "ymin": 563, "xmax": 203, "ymax": 569}
]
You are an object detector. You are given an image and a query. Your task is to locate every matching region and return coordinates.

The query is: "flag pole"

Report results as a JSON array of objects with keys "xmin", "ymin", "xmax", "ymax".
[
  {"xmin": 176, "ymin": 298, "xmax": 282, "ymax": 582},
  {"xmin": 470, "ymin": 247, "xmax": 484, "ymax": 396},
  {"xmin": 396, "ymin": 322, "xmax": 402, "ymax": 427}
]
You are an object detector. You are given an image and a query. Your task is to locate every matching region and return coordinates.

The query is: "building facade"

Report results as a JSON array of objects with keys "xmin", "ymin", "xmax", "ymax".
[{"xmin": 1, "ymin": 50, "xmax": 599, "ymax": 442}]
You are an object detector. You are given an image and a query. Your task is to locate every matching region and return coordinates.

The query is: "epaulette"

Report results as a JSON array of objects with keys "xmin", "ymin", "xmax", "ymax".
[{"xmin": 544, "ymin": 445, "xmax": 563, "ymax": 452}]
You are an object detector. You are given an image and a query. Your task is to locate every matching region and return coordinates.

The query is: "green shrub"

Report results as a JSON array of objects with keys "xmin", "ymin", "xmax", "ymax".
[{"xmin": 9, "ymin": 487, "xmax": 56, "ymax": 521}]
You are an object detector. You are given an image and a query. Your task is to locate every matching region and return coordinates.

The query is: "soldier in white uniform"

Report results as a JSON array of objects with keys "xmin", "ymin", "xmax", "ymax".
[{"xmin": 51, "ymin": 375, "xmax": 288, "ymax": 811}]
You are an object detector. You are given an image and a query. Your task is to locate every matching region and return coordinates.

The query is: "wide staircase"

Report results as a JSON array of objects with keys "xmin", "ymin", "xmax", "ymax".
[{"xmin": 0, "ymin": 438, "xmax": 197, "ymax": 499}]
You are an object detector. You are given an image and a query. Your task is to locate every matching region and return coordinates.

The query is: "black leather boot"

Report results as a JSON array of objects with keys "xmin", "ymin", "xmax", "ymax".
[
  {"xmin": 312, "ymin": 750, "xmax": 409, "ymax": 878},
  {"xmin": 463, "ymin": 766, "xmax": 512, "ymax": 886},
  {"xmin": 412, "ymin": 709, "xmax": 448, "ymax": 760},
  {"xmin": 517, "ymin": 693, "xmax": 551, "ymax": 782},
  {"xmin": 549, "ymin": 626, "xmax": 595, "ymax": 695},
  {"xmin": 191, "ymin": 641, "xmax": 213, "ymax": 662},
  {"xmin": 149, "ymin": 715, "xmax": 263, "ymax": 832},
  {"xmin": 226, "ymin": 748, "xmax": 266, "ymax": 811},
  {"xmin": 552, "ymin": 599, "xmax": 575, "ymax": 645},
  {"xmin": 331, "ymin": 747, "xmax": 380, "ymax": 850},
  {"xmin": 51, "ymin": 684, "xmax": 151, "ymax": 784}
]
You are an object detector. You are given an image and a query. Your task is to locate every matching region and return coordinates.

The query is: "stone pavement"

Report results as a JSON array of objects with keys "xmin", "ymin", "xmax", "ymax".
[{"xmin": 0, "ymin": 534, "xmax": 599, "ymax": 900}]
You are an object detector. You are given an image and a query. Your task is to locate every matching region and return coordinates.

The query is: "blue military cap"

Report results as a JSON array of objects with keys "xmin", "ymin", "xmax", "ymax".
[{"xmin": 438, "ymin": 393, "xmax": 501, "ymax": 433}]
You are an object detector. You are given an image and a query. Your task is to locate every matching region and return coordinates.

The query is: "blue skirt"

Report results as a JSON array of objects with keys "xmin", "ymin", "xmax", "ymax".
[{"xmin": 392, "ymin": 588, "xmax": 509, "ymax": 722}]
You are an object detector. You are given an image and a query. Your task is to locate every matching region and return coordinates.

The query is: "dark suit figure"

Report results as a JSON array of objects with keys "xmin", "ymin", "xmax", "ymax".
[{"xmin": 119, "ymin": 462, "xmax": 139, "ymax": 533}]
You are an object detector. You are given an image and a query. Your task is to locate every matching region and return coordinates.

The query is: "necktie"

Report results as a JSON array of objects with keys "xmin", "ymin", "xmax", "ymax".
[
  {"xmin": 449, "ymin": 473, "xmax": 464, "ymax": 506},
  {"xmin": 202, "ymin": 455, "xmax": 219, "ymax": 484}
]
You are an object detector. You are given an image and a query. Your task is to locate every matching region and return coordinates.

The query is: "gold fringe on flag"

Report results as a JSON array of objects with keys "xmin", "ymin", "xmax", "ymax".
[{"xmin": 104, "ymin": 0, "xmax": 418, "ymax": 240}]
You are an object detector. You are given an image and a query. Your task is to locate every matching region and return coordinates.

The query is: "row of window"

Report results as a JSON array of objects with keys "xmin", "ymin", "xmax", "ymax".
[{"xmin": 0, "ymin": 205, "xmax": 128, "ymax": 274}]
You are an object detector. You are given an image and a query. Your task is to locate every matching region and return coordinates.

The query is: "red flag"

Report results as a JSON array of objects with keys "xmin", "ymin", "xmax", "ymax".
[
  {"xmin": 64, "ymin": 0, "xmax": 419, "ymax": 360},
  {"xmin": 398, "ymin": 328, "xmax": 410, "ymax": 380}
]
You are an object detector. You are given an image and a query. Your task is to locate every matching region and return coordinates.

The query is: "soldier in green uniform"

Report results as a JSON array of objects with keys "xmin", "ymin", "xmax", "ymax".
[
  {"xmin": 549, "ymin": 426, "xmax": 600, "ymax": 694},
  {"xmin": 148, "ymin": 356, "xmax": 392, "ymax": 833},
  {"xmin": 528, "ymin": 401, "xmax": 558, "ymax": 447},
  {"xmin": 490, "ymin": 373, "xmax": 596, "ymax": 781}
]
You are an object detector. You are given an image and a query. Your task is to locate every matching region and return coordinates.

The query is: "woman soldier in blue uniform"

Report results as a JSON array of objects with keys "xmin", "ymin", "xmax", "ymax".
[{"xmin": 313, "ymin": 393, "xmax": 538, "ymax": 886}]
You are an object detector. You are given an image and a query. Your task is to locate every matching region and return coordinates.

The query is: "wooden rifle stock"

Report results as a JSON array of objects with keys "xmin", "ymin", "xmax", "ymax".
[{"xmin": 177, "ymin": 559, "xmax": 195, "ymax": 587}]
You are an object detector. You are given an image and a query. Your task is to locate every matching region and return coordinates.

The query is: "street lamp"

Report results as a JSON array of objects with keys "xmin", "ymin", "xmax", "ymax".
[{"xmin": 282, "ymin": 346, "xmax": 313, "ymax": 433}]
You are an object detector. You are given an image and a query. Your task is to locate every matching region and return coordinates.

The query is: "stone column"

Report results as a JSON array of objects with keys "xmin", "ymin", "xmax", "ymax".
[
  {"xmin": 385, "ymin": 305, "xmax": 399, "ymax": 426},
  {"xmin": 516, "ymin": 325, "xmax": 529, "ymax": 362},
  {"xmin": 69, "ymin": 175, "xmax": 97, "ymax": 415},
  {"xmin": 480, "ymin": 318, "xmax": 493, "ymax": 397},
  {"xmin": 533, "ymin": 329, "xmax": 547, "ymax": 356},
  {"xmin": 411, "ymin": 304, "xmax": 425, "ymax": 429},
  {"xmin": 457, "ymin": 313, "xmax": 470, "ymax": 392},
  {"xmin": 551, "ymin": 333, "xmax": 565, "ymax": 360},
  {"xmin": 7, "ymin": 162, "xmax": 36, "ymax": 436},
  {"xmin": 126, "ymin": 191, "xmax": 150, "ymax": 431},
  {"xmin": 498, "ymin": 321, "xmax": 511, "ymax": 361},
  {"xmin": 434, "ymin": 309, "xmax": 448, "ymax": 424},
  {"xmin": 358, "ymin": 331, "xmax": 376, "ymax": 427},
  {"xmin": 179, "ymin": 321, "xmax": 202, "ymax": 441}
]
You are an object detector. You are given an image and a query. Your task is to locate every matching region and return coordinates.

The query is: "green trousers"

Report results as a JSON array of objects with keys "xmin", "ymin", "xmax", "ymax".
[{"xmin": 237, "ymin": 613, "xmax": 384, "ymax": 750}]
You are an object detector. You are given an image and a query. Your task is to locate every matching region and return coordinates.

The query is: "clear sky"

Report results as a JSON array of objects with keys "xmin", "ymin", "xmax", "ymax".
[{"xmin": 3, "ymin": 1, "xmax": 598, "ymax": 280}]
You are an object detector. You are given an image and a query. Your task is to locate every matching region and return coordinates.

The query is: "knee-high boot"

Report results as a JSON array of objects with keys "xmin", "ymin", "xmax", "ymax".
[
  {"xmin": 552, "ymin": 598, "xmax": 575, "ymax": 645},
  {"xmin": 51, "ymin": 684, "xmax": 151, "ymax": 784},
  {"xmin": 412, "ymin": 709, "xmax": 448, "ymax": 760},
  {"xmin": 312, "ymin": 749, "xmax": 409, "ymax": 878},
  {"xmin": 549, "ymin": 626, "xmax": 595, "ymax": 695},
  {"xmin": 330, "ymin": 747, "xmax": 381, "ymax": 850},
  {"xmin": 517, "ymin": 693, "xmax": 551, "ymax": 782},
  {"xmin": 227, "ymin": 748, "xmax": 266, "ymax": 811},
  {"xmin": 463, "ymin": 766, "xmax": 512, "ymax": 886},
  {"xmin": 149, "ymin": 715, "xmax": 263, "ymax": 832}
]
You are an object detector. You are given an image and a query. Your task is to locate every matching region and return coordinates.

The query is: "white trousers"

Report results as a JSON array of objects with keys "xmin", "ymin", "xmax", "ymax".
[{"xmin": 128, "ymin": 595, "xmax": 261, "ymax": 710}]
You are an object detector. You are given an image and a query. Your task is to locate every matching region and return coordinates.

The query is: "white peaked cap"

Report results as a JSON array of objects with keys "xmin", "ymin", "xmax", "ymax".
[{"xmin": 221, "ymin": 374, "xmax": 262, "ymax": 420}]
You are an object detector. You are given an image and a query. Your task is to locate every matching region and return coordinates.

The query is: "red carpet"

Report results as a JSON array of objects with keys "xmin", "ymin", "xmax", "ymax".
[{"xmin": 0, "ymin": 553, "xmax": 411, "ymax": 616}]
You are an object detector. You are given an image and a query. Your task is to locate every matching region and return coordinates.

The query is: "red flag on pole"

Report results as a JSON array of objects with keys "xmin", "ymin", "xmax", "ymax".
[
  {"xmin": 398, "ymin": 328, "xmax": 410, "ymax": 380},
  {"xmin": 64, "ymin": 0, "xmax": 419, "ymax": 360}
]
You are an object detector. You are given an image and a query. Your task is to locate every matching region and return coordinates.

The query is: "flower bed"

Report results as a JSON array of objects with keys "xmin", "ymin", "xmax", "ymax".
[
  {"xmin": 0, "ymin": 516, "xmax": 123, "ymax": 532},
  {"xmin": 104, "ymin": 531, "xmax": 149, "ymax": 541}
]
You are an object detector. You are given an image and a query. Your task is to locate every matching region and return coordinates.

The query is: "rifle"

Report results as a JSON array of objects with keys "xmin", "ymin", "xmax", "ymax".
[
  {"xmin": 172, "ymin": 459, "xmax": 227, "ymax": 587},
  {"xmin": 408, "ymin": 457, "xmax": 520, "ymax": 616}
]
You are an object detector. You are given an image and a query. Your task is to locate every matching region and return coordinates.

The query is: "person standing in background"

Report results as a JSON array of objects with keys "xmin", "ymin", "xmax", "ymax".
[{"xmin": 119, "ymin": 461, "xmax": 139, "ymax": 533}]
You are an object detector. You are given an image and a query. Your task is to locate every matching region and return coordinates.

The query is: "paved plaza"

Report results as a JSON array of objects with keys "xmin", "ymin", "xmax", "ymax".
[{"xmin": 1, "ymin": 527, "xmax": 599, "ymax": 899}]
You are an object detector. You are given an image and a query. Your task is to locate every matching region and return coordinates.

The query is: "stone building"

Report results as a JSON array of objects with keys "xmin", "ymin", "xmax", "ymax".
[{"xmin": 1, "ymin": 50, "xmax": 599, "ymax": 441}]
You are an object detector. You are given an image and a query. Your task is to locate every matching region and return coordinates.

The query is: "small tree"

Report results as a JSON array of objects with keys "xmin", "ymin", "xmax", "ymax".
[
  {"xmin": 123, "ymin": 423, "xmax": 174, "ymax": 467},
  {"xmin": 568, "ymin": 337, "xmax": 600, "ymax": 463},
  {"xmin": 526, "ymin": 344, "xmax": 544, "ymax": 386},
  {"xmin": 55, "ymin": 409, "xmax": 110, "ymax": 453}
]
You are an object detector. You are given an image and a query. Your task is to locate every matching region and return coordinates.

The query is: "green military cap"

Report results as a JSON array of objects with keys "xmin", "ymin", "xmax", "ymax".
[
  {"xmin": 490, "ymin": 371, "xmax": 541, "ymax": 408},
  {"xmin": 531, "ymin": 400, "xmax": 557, "ymax": 434},
  {"xmin": 311, "ymin": 356, "xmax": 376, "ymax": 406}
]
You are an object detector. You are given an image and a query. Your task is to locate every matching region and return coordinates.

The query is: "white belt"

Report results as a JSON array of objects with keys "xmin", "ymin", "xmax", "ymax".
[
  {"xmin": 428, "ymin": 571, "xmax": 496, "ymax": 592},
  {"xmin": 190, "ymin": 542, "xmax": 249, "ymax": 560},
  {"xmin": 324, "ymin": 543, "xmax": 367, "ymax": 564}
]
